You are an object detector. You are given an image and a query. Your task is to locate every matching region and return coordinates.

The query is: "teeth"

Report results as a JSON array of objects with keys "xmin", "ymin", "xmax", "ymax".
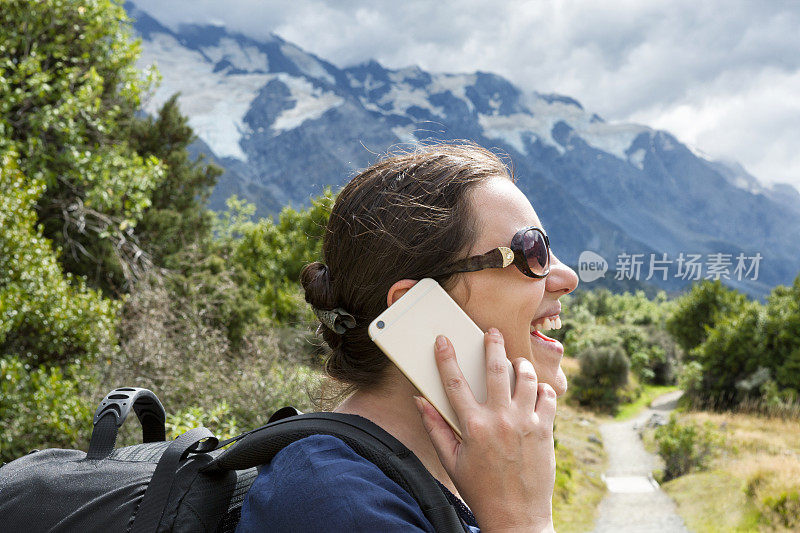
[{"xmin": 530, "ymin": 315, "xmax": 562, "ymax": 333}]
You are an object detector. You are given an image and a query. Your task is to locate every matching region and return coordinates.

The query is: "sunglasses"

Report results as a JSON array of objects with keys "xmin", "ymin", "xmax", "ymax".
[{"xmin": 430, "ymin": 226, "xmax": 551, "ymax": 280}]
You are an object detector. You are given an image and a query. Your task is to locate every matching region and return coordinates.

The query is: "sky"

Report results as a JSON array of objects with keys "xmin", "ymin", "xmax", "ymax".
[{"xmin": 132, "ymin": 0, "xmax": 800, "ymax": 192}]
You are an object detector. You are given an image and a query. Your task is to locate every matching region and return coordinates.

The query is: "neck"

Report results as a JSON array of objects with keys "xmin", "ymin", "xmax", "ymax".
[{"xmin": 333, "ymin": 369, "xmax": 460, "ymax": 498}]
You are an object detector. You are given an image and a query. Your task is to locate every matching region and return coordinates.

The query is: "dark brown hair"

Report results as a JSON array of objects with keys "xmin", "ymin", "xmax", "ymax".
[{"xmin": 301, "ymin": 142, "xmax": 514, "ymax": 393}]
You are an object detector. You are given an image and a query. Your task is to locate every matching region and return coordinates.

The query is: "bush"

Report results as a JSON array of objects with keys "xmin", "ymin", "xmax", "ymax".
[
  {"xmin": 570, "ymin": 345, "xmax": 630, "ymax": 412},
  {"xmin": 654, "ymin": 414, "xmax": 719, "ymax": 481},
  {"xmin": 1, "ymin": 0, "xmax": 164, "ymax": 295},
  {"xmin": 759, "ymin": 491, "xmax": 800, "ymax": 530},
  {"xmin": 745, "ymin": 469, "xmax": 800, "ymax": 530},
  {"xmin": 0, "ymin": 153, "xmax": 119, "ymax": 365},
  {"xmin": 166, "ymin": 402, "xmax": 240, "ymax": 441},
  {"xmin": 619, "ymin": 325, "xmax": 679, "ymax": 385},
  {"xmin": 0, "ymin": 356, "xmax": 95, "ymax": 463},
  {"xmin": 687, "ymin": 301, "xmax": 766, "ymax": 409},
  {"xmin": 666, "ymin": 280, "xmax": 748, "ymax": 354},
  {"xmin": 567, "ymin": 289, "xmax": 672, "ymax": 326},
  {"xmin": 96, "ymin": 275, "xmax": 323, "ymax": 447},
  {"xmin": 217, "ymin": 191, "xmax": 333, "ymax": 326}
]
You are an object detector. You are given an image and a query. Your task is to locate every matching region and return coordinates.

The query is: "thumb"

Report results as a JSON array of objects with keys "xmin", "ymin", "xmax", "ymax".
[{"xmin": 414, "ymin": 395, "xmax": 459, "ymax": 473}]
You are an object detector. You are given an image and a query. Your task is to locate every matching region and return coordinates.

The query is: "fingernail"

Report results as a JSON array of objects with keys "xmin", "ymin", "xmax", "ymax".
[
  {"xmin": 435, "ymin": 335, "xmax": 448, "ymax": 350},
  {"xmin": 488, "ymin": 327, "xmax": 501, "ymax": 337},
  {"xmin": 413, "ymin": 395, "xmax": 424, "ymax": 413}
]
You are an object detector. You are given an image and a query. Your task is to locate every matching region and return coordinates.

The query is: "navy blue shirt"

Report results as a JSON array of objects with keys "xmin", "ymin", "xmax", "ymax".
[{"xmin": 236, "ymin": 434, "xmax": 480, "ymax": 532}]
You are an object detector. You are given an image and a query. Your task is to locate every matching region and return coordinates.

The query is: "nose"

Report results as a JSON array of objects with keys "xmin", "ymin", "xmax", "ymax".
[{"xmin": 546, "ymin": 252, "xmax": 579, "ymax": 296}]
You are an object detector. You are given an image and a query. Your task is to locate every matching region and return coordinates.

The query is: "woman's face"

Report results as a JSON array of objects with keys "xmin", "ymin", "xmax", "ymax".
[{"xmin": 448, "ymin": 177, "xmax": 579, "ymax": 397}]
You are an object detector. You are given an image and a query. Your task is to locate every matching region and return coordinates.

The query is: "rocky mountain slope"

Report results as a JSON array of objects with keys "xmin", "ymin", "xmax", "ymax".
[{"xmin": 128, "ymin": 3, "xmax": 800, "ymax": 296}]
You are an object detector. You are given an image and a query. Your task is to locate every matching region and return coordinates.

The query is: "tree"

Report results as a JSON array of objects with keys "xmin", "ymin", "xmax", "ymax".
[
  {"xmin": 689, "ymin": 300, "xmax": 765, "ymax": 408},
  {"xmin": 129, "ymin": 95, "xmax": 222, "ymax": 269},
  {"xmin": 666, "ymin": 280, "xmax": 748, "ymax": 354},
  {"xmin": 1, "ymin": 0, "xmax": 162, "ymax": 295},
  {"xmin": 0, "ymin": 152, "xmax": 118, "ymax": 365},
  {"xmin": 225, "ymin": 190, "xmax": 335, "ymax": 324},
  {"xmin": 764, "ymin": 275, "xmax": 800, "ymax": 393}
]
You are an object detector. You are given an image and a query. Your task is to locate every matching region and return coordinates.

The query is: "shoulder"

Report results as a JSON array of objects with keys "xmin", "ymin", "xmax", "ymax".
[{"xmin": 236, "ymin": 434, "xmax": 435, "ymax": 533}]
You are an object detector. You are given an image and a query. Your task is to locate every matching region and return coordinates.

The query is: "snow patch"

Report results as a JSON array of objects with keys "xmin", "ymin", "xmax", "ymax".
[
  {"xmin": 378, "ymin": 82, "xmax": 444, "ymax": 117},
  {"xmin": 202, "ymin": 38, "xmax": 269, "ymax": 72},
  {"xmin": 580, "ymin": 122, "xmax": 648, "ymax": 161},
  {"xmin": 430, "ymin": 73, "xmax": 476, "ymax": 112},
  {"xmin": 271, "ymin": 74, "xmax": 344, "ymax": 132},
  {"xmin": 629, "ymin": 148, "xmax": 646, "ymax": 170},
  {"xmin": 138, "ymin": 33, "xmax": 272, "ymax": 160},
  {"xmin": 478, "ymin": 93, "xmax": 650, "ymax": 159},
  {"xmin": 478, "ymin": 114, "xmax": 544, "ymax": 154},
  {"xmin": 280, "ymin": 43, "xmax": 335, "ymax": 84}
]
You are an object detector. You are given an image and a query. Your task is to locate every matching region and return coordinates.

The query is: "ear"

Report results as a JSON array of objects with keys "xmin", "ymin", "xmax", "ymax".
[{"xmin": 387, "ymin": 279, "xmax": 419, "ymax": 307}]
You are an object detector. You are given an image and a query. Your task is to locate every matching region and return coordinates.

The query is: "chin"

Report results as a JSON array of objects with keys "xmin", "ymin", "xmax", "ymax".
[
  {"xmin": 553, "ymin": 370, "xmax": 568, "ymax": 398},
  {"xmin": 524, "ymin": 354, "xmax": 568, "ymax": 399}
]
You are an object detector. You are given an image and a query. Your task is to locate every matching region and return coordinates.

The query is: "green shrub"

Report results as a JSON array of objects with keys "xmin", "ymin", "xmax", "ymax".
[
  {"xmin": 666, "ymin": 280, "xmax": 748, "ymax": 354},
  {"xmin": 567, "ymin": 289, "xmax": 672, "ymax": 326},
  {"xmin": 0, "ymin": 356, "xmax": 95, "ymax": 463},
  {"xmin": 166, "ymin": 402, "xmax": 240, "ymax": 441},
  {"xmin": 654, "ymin": 414, "xmax": 719, "ymax": 481},
  {"xmin": 570, "ymin": 345, "xmax": 630, "ymax": 412},
  {"xmin": 0, "ymin": 153, "xmax": 119, "ymax": 365},
  {"xmin": 687, "ymin": 301, "xmax": 766, "ymax": 409},
  {"xmin": 1, "ymin": 0, "xmax": 165, "ymax": 295},
  {"xmin": 618, "ymin": 325, "xmax": 679, "ymax": 385},
  {"xmin": 759, "ymin": 491, "xmax": 800, "ymax": 530}
]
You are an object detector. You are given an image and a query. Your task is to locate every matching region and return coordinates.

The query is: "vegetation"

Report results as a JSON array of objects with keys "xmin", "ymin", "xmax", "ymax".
[
  {"xmin": 670, "ymin": 279, "xmax": 800, "ymax": 411},
  {"xmin": 2, "ymin": 4, "xmax": 799, "ymax": 532},
  {"xmin": 551, "ymin": 404, "xmax": 607, "ymax": 533},
  {"xmin": 556, "ymin": 288, "xmax": 682, "ymax": 414},
  {"xmin": 0, "ymin": 0, "xmax": 327, "ymax": 463},
  {"xmin": 1, "ymin": 0, "xmax": 162, "ymax": 295},
  {"xmin": 654, "ymin": 414, "xmax": 720, "ymax": 481},
  {"xmin": 570, "ymin": 344, "xmax": 630, "ymax": 412},
  {"xmin": 644, "ymin": 410, "xmax": 800, "ymax": 532}
]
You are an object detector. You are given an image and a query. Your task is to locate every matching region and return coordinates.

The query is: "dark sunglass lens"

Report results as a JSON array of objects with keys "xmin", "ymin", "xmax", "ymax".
[{"xmin": 523, "ymin": 229, "xmax": 549, "ymax": 275}]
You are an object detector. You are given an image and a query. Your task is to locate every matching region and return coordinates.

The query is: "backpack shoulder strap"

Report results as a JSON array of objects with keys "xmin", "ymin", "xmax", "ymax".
[{"xmin": 206, "ymin": 411, "xmax": 465, "ymax": 533}]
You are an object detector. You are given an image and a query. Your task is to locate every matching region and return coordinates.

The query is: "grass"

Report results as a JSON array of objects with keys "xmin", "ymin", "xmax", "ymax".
[
  {"xmin": 551, "ymin": 403, "xmax": 607, "ymax": 533},
  {"xmin": 661, "ymin": 470, "xmax": 761, "ymax": 532},
  {"xmin": 642, "ymin": 409, "xmax": 800, "ymax": 532},
  {"xmin": 614, "ymin": 384, "xmax": 680, "ymax": 421}
]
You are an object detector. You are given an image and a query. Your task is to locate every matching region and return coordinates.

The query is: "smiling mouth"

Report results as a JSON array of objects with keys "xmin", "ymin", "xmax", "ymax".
[{"xmin": 530, "ymin": 315, "xmax": 562, "ymax": 343}]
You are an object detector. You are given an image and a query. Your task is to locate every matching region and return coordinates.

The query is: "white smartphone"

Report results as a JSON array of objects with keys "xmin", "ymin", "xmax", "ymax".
[{"xmin": 368, "ymin": 278, "xmax": 515, "ymax": 438}]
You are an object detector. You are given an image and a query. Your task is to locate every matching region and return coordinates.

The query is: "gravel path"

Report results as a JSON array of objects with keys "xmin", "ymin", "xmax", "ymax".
[{"xmin": 591, "ymin": 391, "xmax": 689, "ymax": 533}]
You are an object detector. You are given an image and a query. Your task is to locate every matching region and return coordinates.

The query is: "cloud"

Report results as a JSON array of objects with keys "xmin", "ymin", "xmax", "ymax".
[{"xmin": 131, "ymin": 0, "xmax": 800, "ymax": 190}]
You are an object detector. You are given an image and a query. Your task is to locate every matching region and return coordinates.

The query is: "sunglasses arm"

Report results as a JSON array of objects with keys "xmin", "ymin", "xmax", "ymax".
[{"xmin": 429, "ymin": 247, "xmax": 509, "ymax": 280}]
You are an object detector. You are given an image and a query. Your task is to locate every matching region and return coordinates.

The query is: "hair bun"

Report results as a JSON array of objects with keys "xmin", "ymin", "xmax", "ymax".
[{"xmin": 300, "ymin": 261, "xmax": 334, "ymax": 310}]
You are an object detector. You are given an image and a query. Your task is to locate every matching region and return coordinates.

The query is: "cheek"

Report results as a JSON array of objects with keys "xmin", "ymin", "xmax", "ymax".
[
  {"xmin": 450, "ymin": 273, "xmax": 545, "ymax": 351},
  {"xmin": 469, "ymin": 282, "xmax": 542, "ymax": 350}
]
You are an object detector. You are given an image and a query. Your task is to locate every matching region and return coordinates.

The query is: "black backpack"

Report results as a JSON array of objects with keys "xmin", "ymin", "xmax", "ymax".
[{"xmin": 0, "ymin": 387, "xmax": 465, "ymax": 532}]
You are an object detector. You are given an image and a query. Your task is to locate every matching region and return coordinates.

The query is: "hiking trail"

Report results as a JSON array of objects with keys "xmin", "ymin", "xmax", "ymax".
[{"xmin": 591, "ymin": 390, "xmax": 689, "ymax": 533}]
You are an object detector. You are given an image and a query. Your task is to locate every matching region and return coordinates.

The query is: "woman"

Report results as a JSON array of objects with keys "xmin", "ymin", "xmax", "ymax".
[{"xmin": 237, "ymin": 143, "xmax": 579, "ymax": 532}]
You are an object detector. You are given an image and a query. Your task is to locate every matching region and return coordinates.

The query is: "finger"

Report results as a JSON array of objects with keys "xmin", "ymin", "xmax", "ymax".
[
  {"xmin": 533, "ymin": 383, "xmax": 557, "ymax": 428},
  {"xmin": 434, "ymin": 335, "xmax": 479, "ymax": 423},
  {"xmin": 415, "ymin": 396, "xmax": 459, "ymax": 473},
  {"xmin": 484, "ymin": 328, "xmax": 512, "ymax": 407},
  {"xmin": 511, "ymin": 357, "xmax": 538, "ymax": 412}
]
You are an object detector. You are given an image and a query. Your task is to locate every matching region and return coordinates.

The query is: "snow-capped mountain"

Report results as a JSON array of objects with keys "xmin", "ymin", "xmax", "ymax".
[{"xmin": 128, "ymin": 3, "xmax": 800, "ymax": 297}]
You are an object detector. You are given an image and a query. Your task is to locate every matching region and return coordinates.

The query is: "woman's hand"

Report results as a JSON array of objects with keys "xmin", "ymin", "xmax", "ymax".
[{"xmin": 414, "ymin": 328, "xmax": 556, "ymax": 533}]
